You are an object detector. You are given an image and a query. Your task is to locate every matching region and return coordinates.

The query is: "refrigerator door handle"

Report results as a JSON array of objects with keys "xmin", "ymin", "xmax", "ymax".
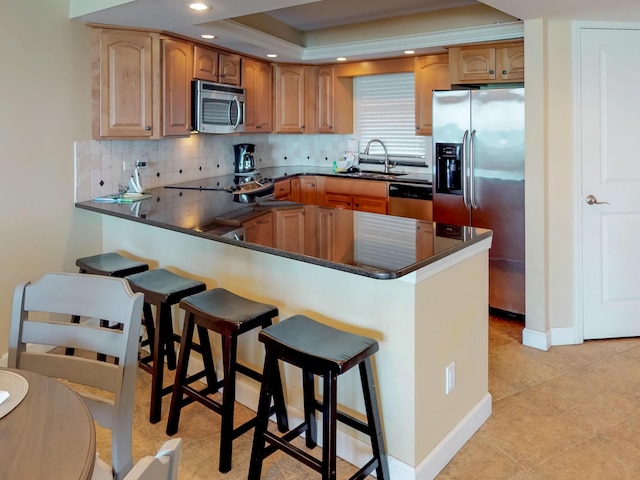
[
  {"xmin": 469, "ymin": 129, "xmax": 478, "ymax": 209},
  {"xmin": 462, "ymin": 129, "xmax": 470, "ymax": 209}
]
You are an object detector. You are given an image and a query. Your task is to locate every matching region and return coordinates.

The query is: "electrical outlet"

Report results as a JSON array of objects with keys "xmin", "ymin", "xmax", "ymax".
[{"xmin": 445, "ymin": 362, "xmax": 456, "ymax": 395}]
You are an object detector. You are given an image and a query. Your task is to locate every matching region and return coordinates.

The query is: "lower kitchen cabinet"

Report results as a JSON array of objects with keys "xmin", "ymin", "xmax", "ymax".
[
  {"xmin": 275, "ymin": 207, "xmax": 306, "ymax": 254},
  {"xmin": 243, "ymin": 211, "xmax": 274, "ymax": 247},
  {"xmin": 300, "ymin": 176, "xmax": 318, "ymax": 205},
  {"xmin": 323, "ymin": 177, "xmax": 388, "ymax": 214}
]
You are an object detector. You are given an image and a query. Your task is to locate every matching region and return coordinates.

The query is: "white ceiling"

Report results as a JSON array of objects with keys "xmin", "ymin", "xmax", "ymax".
[{"xmin": 71, "ymin": 0, "xmax": 640, "ymax": 63}]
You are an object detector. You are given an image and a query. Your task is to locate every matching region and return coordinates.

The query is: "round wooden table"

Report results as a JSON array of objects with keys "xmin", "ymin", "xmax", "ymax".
[{"xmin": 0, "ymin": 368, "xmax": 96, "ymax": 479}]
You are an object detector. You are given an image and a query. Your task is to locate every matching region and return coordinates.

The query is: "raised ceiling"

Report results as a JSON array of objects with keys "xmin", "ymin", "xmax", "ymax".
[{"xmin": 71, "ymin": 0, "xmax": 640, "ymax": 64}]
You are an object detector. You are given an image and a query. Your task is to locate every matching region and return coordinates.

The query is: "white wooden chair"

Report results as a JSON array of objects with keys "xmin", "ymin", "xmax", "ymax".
[
  {"xmin": 123, "ymin": 439, "xmax": 182, "ymax": 480},
  {"xmin": 8, "ymin": 272, "xmax": 144, "ymax": 480}
]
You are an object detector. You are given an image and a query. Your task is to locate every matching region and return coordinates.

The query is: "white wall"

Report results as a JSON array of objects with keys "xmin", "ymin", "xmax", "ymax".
[{"xmin": 0, "ymin": 1, "xmax": 100, "ymax": 356}]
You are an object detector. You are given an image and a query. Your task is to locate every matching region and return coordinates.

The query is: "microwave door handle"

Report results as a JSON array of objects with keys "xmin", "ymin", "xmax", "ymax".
[
  {"xmin": 469, "ymin": 130, "xmax": 478, "ymax": 209},
  {"xmin": 231, "ymin": 96, "xmax": 241, "ymax": 130},
  {"xmin": 461, "ymin": 130, "xmax": 470, "ymax": 209}
]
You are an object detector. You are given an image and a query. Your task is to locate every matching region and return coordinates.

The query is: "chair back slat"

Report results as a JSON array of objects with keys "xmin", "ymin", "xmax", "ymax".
[
  {"xmin": 8, "ymin": 272, "xmax": 144, "ymax": 480},
  {"xmin": 123, "ymin": 439, "xmax": 182, "ymax": 480}
]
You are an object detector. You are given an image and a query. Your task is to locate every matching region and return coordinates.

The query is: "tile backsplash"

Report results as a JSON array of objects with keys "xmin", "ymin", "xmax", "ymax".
[{"xmin": 74, "ymin": 133, "xmax": 432, "ymax": 202}]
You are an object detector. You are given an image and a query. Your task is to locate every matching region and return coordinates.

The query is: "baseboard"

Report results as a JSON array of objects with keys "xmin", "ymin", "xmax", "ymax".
[
  {"xmin": 523, "ymin": 325, "xmax": 581, "ymax": 350},
  {"xmin": 414, "ymin": 393, "xmax": 492, "ymax": 480}
]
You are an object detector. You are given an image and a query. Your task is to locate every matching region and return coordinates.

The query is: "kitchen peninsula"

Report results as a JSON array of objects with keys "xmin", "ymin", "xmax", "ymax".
[{"xmin": 75, "ymin": 169, "xmax": 492, "ymax": 479}]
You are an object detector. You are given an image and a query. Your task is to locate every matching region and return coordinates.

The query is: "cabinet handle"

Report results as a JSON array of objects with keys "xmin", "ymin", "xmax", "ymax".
[
  {"xmin": 311, "ymin": 183, "xmax": 316, "ymax": 187},
  {"xmin": 145, "ymin": 126, "xmax": 151, "ymax": 131},
  {"xmin": 502, "ymin": 70, "xmax": 507, "ymax": 75},
  {"xmin": 489, "ymin": 69, "xmax": 495, "ymax": 74}
]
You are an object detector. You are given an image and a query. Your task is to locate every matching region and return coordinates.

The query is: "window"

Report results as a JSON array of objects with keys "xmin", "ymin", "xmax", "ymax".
[{"xmin": 354, "ymin": 73, "xmax": 427, "ymax": 165}]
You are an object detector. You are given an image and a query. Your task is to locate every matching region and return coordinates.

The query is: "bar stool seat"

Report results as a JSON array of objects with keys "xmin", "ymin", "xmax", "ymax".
[
  {"xmin": 126, "ymin": 268, "xmax": 206, "ymax": 424},
  {"xmin": 66, "ymin": 252, "xmax": 149, "ymax": 358},
  {"xmin": 166, "ymin": 288, "xmax": 289, "ymax": 473},
  {"xmin": 76, "ymin": 252, "xmax": 149, "ymax": 277},
  {"xmin": 248, "ymin": 314, "xmax": 390, "ymax": 480}
]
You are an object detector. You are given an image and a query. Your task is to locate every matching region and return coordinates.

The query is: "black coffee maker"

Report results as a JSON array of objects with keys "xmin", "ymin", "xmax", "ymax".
[{"xmin": 233, "ymin": 143, "xmax": 256, "ymax": 174}]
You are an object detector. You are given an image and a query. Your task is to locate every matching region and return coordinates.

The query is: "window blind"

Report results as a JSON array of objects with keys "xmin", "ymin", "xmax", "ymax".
[{"xmin": 354, "ymin": 73, "xmax": 426, "ymax": 164}]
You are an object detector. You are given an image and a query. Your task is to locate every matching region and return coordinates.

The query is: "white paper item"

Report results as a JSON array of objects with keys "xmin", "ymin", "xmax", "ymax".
[{"xmin": 0, "ymin": 390, "xmax": 8, "ymax": 405}]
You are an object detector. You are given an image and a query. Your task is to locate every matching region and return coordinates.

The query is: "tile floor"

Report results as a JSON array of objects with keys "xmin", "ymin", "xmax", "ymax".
[{"xmin": 96, "ymin": 316, "xmax": 640, "ymax": 479}]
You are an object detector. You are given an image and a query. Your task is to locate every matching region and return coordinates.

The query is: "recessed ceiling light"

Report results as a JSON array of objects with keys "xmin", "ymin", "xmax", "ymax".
[
  {"xmin": 404, "ymin": 50, "xmax": 415, "ymax": 55},
  {"xmin": 336, "ymin": 57, "xmax": 347, "ymax": 62},
  {"xmin": 188, "ymin": 3, "xmax": 210, "ymax": 11},
  {"xmin": 200, "ymin": 34, "xmax": 215, "ymax": 39},
  {"xmin": 267, "ymin": 54, "xmax": 278, "ymax": 58}
]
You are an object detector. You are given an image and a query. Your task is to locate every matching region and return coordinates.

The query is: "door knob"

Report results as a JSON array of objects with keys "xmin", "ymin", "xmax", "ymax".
[{"xmin": 586, "ymin": 194, "xmax": 609, "ymax": 205}]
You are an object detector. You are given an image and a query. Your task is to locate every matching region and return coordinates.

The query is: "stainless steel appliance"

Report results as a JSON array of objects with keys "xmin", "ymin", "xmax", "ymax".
[
  {"xmin": 233, "ymin": 143, "xmax": 256, "ymax": 174},
  {"xmin": 192, "ymin": 80, "xmax": 245, "ymax": 134},
  {"xmin": 388, "ymin": 183, "xmax": 432, "ymax": 221},
  {"xmin": 432, "ymin": 88, "xmax": 525, "ymax": 316}
]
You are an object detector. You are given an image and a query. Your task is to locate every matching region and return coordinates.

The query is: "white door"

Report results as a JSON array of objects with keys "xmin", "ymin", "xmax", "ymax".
[{"xmin": 581, "ymin": 27, "xmax": 640, "ymax": 339}]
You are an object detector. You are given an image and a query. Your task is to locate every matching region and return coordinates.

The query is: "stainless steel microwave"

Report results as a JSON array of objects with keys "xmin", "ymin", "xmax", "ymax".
[{"xmin": 192, "ymin": 80, "xmax": 245, "ymax": 134}]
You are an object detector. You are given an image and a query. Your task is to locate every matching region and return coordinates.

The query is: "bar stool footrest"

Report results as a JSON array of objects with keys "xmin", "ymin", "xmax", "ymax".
[{"xmin": 262, "ymin": 423, "xmax": 312, "ymax": 460}]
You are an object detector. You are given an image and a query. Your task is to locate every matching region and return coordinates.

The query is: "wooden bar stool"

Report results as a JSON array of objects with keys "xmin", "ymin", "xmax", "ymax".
[
  {"xmin": 125, "ymin": 268, "xmax": 206, "ymax": 424},
  {"xmin": 66, "ymin": 252, "xmax": 149, "ymax": 357},
  {"xmin": 248, "ymin": 315, "xmax": 389, "ymax": 480},
  {"xmin": 166, "ymin": 288, "xmax": 289, "ymax": 473}
]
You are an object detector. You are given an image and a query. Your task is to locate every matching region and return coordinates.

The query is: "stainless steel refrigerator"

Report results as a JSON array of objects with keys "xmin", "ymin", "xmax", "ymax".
[{"xmin": 432, "ymin": 88, "xmax": 525, "ymax": 316}]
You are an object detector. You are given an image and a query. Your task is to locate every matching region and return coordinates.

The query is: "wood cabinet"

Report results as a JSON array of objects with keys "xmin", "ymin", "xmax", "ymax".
[
  {"xmin": 415, "ymin": 54, "xmax": 450, "ymax": 136},
  {"xmin": 163, "ymin": 37, "xmax": 192, "ymax": 136},
  {"xmin": 243, "ymin": 211, "xmax": 274, "ymax": 247},
  {"xmin": 94, "ymin": 29, "xmax": 160, "ymax": 138},
  {"xmin": 242, "ymin": 57, "xmax": 273, "ymax": 133},
  {"xmin": 300, "ymin": 176, "xmax": 318, "ymax": 205},
  {"xmin": 416, "ymin": 221, "xmax": 434, "ymax": 258},
  {"xmin": 316, "ymin": 207, "xmax": 354, "ymax": 263},
  {"xmin": 193, "ymin": 45, "xmax": 241, "ymax": 85},
  {"xmin": 275, "ymin": 207, "xmax": 306, "ymax": 254},
  {"xmin": 274, "ymin": 64, "xmax": 351, "ymax": 134},
  {"xmin": 93, "ymin": 28, "xmax": 192, "ymax": 139},
  {"xmin": 274, "ymin": 178, "xmax": 292, "ymax": 200},
  {"xmin": 323, "ymin": 178, "xmax": 388, "ymax": 214},
  {"xmin": 448, "ymin": 41, "xmax": 524, "ymax": 85}
]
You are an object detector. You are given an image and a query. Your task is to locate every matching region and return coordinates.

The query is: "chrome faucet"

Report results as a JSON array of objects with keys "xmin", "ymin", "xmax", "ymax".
[{"xmin": 363, "ymin": 139, "xmax": 395, "ymax": 173}]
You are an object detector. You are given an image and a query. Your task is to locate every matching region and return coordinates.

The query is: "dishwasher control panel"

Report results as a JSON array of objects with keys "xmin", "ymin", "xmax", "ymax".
[{"xmin": 388, "ymin": 183, "xmax": 432, "ymax": 200}]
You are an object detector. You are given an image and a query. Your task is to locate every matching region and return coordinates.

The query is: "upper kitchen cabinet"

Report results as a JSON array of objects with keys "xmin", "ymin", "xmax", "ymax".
[
  {"xmin": 94, "ymin": 28, "xmax": 160, "ymax": 139},
  {"xmin": 242, "ymin": 57, "xmax": 273, "ymax": 133},
  {"xmin": 193, "ymin": 45, "xmax": 241, "ymax": 85},
  {"xmin": 448, "ymin": 40, "xmax": 524, "ymax": 85},
  {"xmin": 93, "ymin": 28, "xmax": 193, "ymax": 139},
  {"xmin": 163, "ymin": 37, "xmax": 192, "ymax": 136},
  {"xmin": 274, "ymin": 64, "xmax": 352, "ymax": 134},
  {"xmin": 415, "ymin": 54, "xmax": 450, "ymax": 136}
]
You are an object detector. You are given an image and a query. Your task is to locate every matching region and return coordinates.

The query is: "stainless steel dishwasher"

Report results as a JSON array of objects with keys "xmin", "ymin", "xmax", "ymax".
[{"xmin": 388, "ymin": 183, "xmax": 433, "ymax": 220}]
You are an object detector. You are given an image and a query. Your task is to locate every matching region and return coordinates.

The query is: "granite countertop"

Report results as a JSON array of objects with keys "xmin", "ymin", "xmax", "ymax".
[{"xmin": 76, "ymin": 167, "xmax": 488, "ymax": 279}]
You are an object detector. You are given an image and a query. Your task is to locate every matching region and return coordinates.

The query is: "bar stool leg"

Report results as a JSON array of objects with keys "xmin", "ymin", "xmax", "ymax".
[
  {"xmin": 247, "ymin": 353, "xmax": 277, "ymax": 480},
  {"xmin": 219, "ymin": 333, "xmax": 238, "ymax": 473},
  {"xmin": 360, "ymin": 358, "xmax": 390, "ymax": 480},
  {"xmin": 302, "ymin": 369, "xmax": 317, "ymax": 448},
  {"xmin": 196, "ymin": 325, "xmax": 219, "ymax": 389},
  {"xmin": 149, "ymin": 302, "xmax": 170, "ymax": 424},
  {"xmin": 321, "ymin": 374, "xmax": 338, "ymax": 480},
  {"xmin": 166, "ymin": 313, "xmax": 195, "ymax": 435},
  {"xmin": 270, "ymin": 362, "xmax": 289, "ymax": 433}
]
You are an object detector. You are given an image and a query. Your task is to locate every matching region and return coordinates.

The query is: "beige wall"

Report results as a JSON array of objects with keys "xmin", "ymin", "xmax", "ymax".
[
  {"xmin": 524, "ymin": 19, "xmax": 576, "ymax": 342},
  {"xmin": 0, "ymin": 1, "xmax": 101, "ymax": 357}
]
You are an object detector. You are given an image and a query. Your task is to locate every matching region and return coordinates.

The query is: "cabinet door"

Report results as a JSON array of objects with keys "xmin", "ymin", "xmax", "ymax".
[
  {"xmin": 193, "ymin": 45, "xmax": 218, "ymax": 82},
  {"xmin": 415, "ymin": 54, "xmax": 450, "ymax": 136},
  {"xmin": 219, "ymin": 52, "xmax": 241, "ymax": 85},
  {"xmin": 316, "ymin": 207, "xmax": 336, "ymax": 260},
  {"xmin": 98, "ymin": 30, "xmax": 156, "ymax": 138},
  {"xmin": 291, "ymin": 177, "xmax": 301, "ymax": 202},
  {"xmin": 274, "ymin": 178, "xmax": 291, "ymax": 200},
  {"xmin": 243, "ymin": 58, "xmax": 272, "ymax": 132},
  {"xmin": 300, "ymin": 176, "xmax": 318, "ymax": 205},
  {"xmin": 244, "ymin": 212, "xmax": 274, "ymax": 247},
  {"xmin": 275, "ymin": 64, "xmax": 305, "ymax": 133},
  {"xmin": 450, "ymin": 46, "xmax": 497, "ymax": 83},
  {"xmin": 497, "ymin": 45, "xmax": 525, "ymax": 82},
  {"xmin": 325, "ymin": 192, "xmax": 352, "ymax": 209},
  {"xmin": 163, "ymin": 37, "xmax": 192, "ymax": 136},
  {"xmin": 275, "ymin": 207, "xmax": 306, "ymax": 253},
  {"xmin": 353, "ymin": 196, "xmax": 387, "ymax": 214},
  {"xmin": 317, "ymin": 66, "xmax": 334, "ymax": 133}
]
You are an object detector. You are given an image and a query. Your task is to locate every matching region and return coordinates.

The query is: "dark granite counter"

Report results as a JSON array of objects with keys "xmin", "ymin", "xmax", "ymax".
[{"xmin": 75, "ymin": 168, "xmax": 488, "ymax": 280}]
